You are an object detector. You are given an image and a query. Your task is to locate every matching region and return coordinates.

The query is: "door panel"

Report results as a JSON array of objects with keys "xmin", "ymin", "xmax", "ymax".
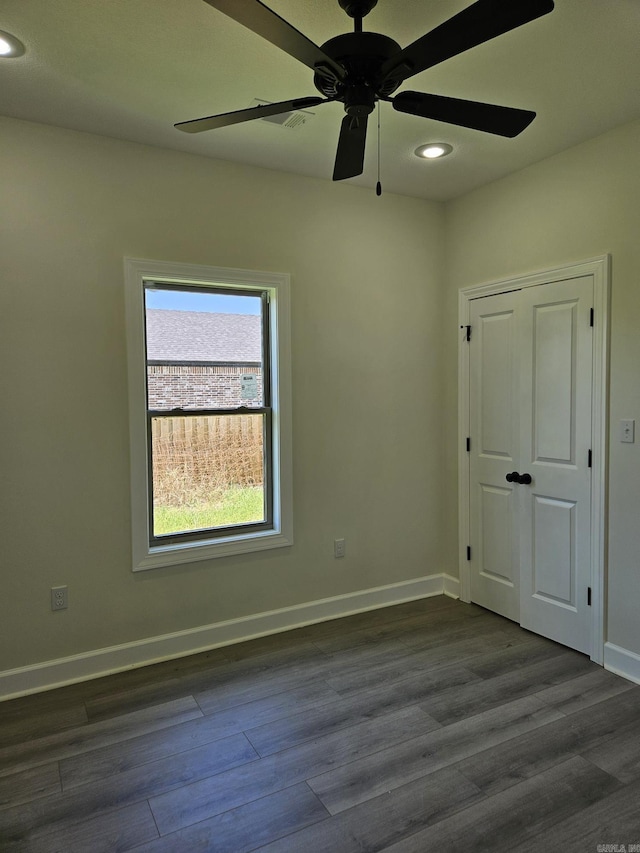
[
  {"xmin": 532, "ymin": 300, "xmax": 577, "ymax": 463},
  {"xmin": 532, "ymin": 496, "xmax": 575, "ymax": 606},
  {"xmin": 479, "ymin": 485, "xmax": 515, "ymax": 585},
  {"xmin": 478, "ymin": 311, "xmax": 516, "ymax": 457}
]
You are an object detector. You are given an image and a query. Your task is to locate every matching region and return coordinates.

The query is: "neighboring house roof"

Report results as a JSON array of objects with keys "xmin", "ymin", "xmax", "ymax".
[{"xmin": 146, "ymin": 310, "xmax": 261, "ymax": 363}]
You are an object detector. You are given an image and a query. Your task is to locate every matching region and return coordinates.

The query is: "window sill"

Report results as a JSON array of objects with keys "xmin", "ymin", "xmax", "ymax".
[{"xmin": 133, "ymin": 529, "xmax": 293, "ymax": 572}]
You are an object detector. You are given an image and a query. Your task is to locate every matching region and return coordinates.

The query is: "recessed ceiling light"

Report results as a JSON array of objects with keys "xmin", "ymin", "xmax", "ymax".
[
  {"xmin": 0, "ymin": 30, "xmax": 25, "ymax": 58},
  {"xmin": 415, "ymin": 143, "xmax": 453, "ymax": 160}
]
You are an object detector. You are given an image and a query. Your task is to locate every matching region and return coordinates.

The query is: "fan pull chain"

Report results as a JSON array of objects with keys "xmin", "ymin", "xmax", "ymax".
[{"xmin": 376, "ymin": 101, "xmax": 382, "ymax": 196}]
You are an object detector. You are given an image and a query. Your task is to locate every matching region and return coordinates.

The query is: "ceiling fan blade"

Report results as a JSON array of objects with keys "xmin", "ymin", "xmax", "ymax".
[
  {"xmin": 202, "ymin": 0, "xmax": 346, "ymax": 82},
  {"xmin": 175, "ymin": 97, "xmax": 326, "ymax": 133},
  {"xmin": 393, "ymin": 91, "xmax": 535, "ymax": 137},
  {"xmin": 333, "ymin": 114, "xmax": 369, "ymax": 181},
  {"xmin": 380, "ymin": 0, "xmax": 554, "ymax": 87}
]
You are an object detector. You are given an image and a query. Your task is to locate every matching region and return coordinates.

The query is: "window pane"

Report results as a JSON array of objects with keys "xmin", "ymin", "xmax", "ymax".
[
  {"xmin": 151, "ymin": 414, "xmax": 265, "ymax": 537},
  {"xmin": 145, "ymin": 286, "xmax": 264, "ymax": 411}
]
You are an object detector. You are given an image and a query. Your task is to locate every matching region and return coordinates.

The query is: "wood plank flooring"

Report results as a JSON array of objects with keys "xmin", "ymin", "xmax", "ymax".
[{"xmin": 1, "ymin": 596, "xmax": 640, "ymax": 852}]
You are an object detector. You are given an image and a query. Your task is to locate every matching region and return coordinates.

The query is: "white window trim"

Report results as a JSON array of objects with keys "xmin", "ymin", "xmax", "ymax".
[{"xmin": 124, "ymin": 257, "xmax": 293, "ymax": 571}]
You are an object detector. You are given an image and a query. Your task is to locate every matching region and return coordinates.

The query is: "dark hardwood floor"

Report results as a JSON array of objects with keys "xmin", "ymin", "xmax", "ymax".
[{"xmin": 1, "ymin": 596, "xmax": 640, "ymax": 852}]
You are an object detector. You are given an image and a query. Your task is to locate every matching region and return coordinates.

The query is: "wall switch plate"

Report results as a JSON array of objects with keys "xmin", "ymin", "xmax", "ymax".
[
  {"xmin": 51, "ymin": 585, "xmax": 68, "ymax": 610},
  {"xmin": 620, "ymin": 419, "xmax": 635, "ymax": 443},
  {"xmin": 334, "ymin": 538, "xmax": 346, "ymax": 559}
]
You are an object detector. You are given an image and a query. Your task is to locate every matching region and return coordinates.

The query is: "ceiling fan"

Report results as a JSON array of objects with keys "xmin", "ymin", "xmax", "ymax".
[{"xmin": 175, "ymin": 0, "xmax": 555, "ymax": 181}]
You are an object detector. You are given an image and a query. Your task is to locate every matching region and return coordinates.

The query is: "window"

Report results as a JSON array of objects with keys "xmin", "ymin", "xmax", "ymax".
[{"xmin": 125, "ymin": 258, "xmax": 292, "ymax": 570}]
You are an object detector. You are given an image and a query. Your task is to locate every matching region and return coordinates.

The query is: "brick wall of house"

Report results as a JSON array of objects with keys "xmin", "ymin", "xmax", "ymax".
[{"xmin": 147, "ymin": 364, "xmax": 263, "ymax": 409}]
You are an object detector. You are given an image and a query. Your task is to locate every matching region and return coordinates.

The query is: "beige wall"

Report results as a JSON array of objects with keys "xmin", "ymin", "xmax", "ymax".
[
  {"xmin": 444, "ymin": 118, "xmax": 640, "ymax": 658},
  {"xmin": 2, "ymin": 113, "xmax": 639, "ymax": 680},
  {"xmin": 0, "ymin": 117, "xmax": 446, "ymax": 672}
]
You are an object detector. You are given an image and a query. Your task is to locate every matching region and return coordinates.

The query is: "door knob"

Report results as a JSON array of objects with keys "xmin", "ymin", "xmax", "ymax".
[{"xmin": 505, "ymin": 471, "xmax": 532, "ymax": 484}]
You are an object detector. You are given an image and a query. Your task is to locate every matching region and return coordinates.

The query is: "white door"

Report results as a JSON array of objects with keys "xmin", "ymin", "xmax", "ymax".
[
  {"xmin": 468, "ymin": 276, "xmax": 594, "ymax": 654},
  {"xmin": 469, "ymin": 291, "xmax": 521, "ymax": 622}
]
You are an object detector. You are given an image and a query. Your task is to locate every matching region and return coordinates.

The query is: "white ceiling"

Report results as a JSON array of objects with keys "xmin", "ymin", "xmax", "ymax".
[{"xmin": 1, "ymin": 0, "xmax": 639, "ymax": 201}]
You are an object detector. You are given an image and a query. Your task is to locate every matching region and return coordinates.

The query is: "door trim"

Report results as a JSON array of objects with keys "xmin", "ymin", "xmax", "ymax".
[{"xmin": 458, "ymin": 256, "xmax": 610, "ymax": 664}]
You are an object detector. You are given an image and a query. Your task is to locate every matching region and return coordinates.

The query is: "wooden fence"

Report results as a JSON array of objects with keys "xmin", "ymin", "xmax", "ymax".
[{"xmin": 151, "ymin": 414, "xmax": 264, "ymax": 506}]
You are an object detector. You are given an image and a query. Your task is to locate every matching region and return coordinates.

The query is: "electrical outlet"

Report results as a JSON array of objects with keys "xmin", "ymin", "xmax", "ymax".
[
  {"xmin": 51, "ymin": 585, "xmax": 68, "ymax": 611},
  {"xmin": 334, "ymin": 538, "xmax": 346, "ymax": 559}
]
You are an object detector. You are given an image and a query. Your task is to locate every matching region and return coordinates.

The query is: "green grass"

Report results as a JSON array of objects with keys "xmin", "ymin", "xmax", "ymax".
[{"xmin": 153, "ymin": 486, "xmax": 264, "ymax": 536}]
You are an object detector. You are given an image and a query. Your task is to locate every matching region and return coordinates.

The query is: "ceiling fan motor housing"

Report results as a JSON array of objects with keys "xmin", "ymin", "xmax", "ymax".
[
  {"xmin": 313, "ymin": 31, "xmax": 402, "ymax": 114},
  {"xmin": 338, "ymin": 0, "xmax": 378, "ymax": 18}
]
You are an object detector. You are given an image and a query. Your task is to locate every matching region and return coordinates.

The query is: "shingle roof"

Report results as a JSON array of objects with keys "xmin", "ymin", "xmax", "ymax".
[{"xmin": 146, "ymin": 310, "xmax": 262, "ymax": 363}]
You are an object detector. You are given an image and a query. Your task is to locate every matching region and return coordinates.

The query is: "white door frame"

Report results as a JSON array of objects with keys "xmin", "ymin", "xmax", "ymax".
[{"xmin": 458, "ymin": 256, "xmax": 610, "ymax": 664}]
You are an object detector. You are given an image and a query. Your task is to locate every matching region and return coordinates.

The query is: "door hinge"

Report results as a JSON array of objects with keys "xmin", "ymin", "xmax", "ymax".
[
  {"xmin": 466, "ymin": 545, "xmax": 471, "ymax": 561},
  {"xmin": 587, "ymin": 587, "xmax": 592, "ymax": 606},
  {"xmin": 588, "ymin": 449, "xmax": 592, "ymax": 468},
  {"xmin": 590, "ymin": 307, "xmax": 594, "ymax": 327},
  {"xmin": 466, "ymin": 437, "xmax": 471, "ymax": 452}
]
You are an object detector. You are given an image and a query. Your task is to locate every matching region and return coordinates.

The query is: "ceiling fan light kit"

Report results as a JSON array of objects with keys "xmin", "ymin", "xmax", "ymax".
[{"xmin": 176, "ymin": 0, "xmax": 555, "ymax": 184}]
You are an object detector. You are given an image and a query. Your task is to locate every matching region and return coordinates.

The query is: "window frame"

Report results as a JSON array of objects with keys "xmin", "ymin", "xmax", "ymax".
[{"xmin": 124, "ymin": 258, "xmax": 293, "ymax": 571}]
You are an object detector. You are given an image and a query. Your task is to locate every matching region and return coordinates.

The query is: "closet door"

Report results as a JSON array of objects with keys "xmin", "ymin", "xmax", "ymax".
[
  {"xmin": 468, "ymin": 276, "xmax": 594, "ymax": 654},
  {"xmin": 469, "ymin": 291, "xmax": 521, "ymax": 622},
  {"xmin": 518, "ymin": 276, "xmax": 593, "ymax": 654}
]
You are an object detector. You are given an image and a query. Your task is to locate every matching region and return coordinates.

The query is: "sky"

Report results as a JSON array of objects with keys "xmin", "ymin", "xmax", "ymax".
[{"xmin": 145, "ymin": 287, "xmax": 261, "ymax": 315}]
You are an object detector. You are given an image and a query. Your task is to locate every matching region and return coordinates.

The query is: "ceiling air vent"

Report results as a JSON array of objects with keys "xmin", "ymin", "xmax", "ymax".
[{"xmin": 250, "ymin": 99, "xmax": 315, "ymax": 129}]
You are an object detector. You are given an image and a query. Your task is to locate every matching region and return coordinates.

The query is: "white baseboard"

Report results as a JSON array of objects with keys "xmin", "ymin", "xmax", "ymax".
[
  {"xmin": 604, "ymin": 641, "xmax": 640, "ymax": 685},
  {"xmin": 442, "ymin": 574, "xmax": 460, "ymax": 599},
  {"xmin": 0, "ymin": 573, "xmax": 455, "ymax": 701}
]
